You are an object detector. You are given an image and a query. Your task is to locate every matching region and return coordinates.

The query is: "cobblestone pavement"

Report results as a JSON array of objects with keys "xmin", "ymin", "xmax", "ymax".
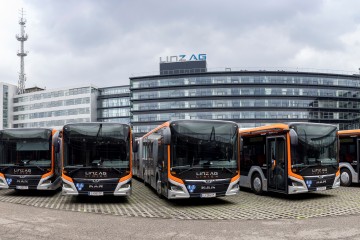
[{"xmin": 1, "ymin": 179, "xmax": 360, "ymax": 220}]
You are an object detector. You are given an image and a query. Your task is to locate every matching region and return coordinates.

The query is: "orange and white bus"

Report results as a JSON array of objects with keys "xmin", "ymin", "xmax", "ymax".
[
  {"xmin": 60, "ymin": 123, "xmax": 132, "ymax": 196},
  {"xmin": 0, "ymin": 128, "xmax": 62, "ymax": 191},
  {"xmin": 239, "ymin": 122, "xmax": 340, "ymax": 194},
  {"xmin": 338, "ymin": 129, "xmax": 360, "ymax": 186},
  {"xmin": 134, "ymin": 119, "xmax": 240, "ymax": 199}
]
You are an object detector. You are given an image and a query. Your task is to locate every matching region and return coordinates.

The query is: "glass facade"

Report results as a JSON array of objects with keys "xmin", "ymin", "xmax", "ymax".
[
  {"xmin": 13, "ymin": 87, "xmax": 92, "ymax": 103},
  {"xmin": 2, "ymin": 85, "xmax": 8, "ymax": 128},
  {"xmin": 130, "ymin": 71, "xmax": 360, "ymax": 135},
  {"xmin": 12, "ymin": 86, "xmax": 98, "ymax": 129},
  {"xmin": 97, "ymin": 86, "xmax": 130, "ymax": 124},
  {"xmin": 13, "ymin": 118, "xmax": 90, "ymax": 128}
]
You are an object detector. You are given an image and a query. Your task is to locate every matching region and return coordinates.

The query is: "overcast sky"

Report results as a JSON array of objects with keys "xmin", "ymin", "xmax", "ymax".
[{"xmin": 1, "ymin": 0, "xmax": 360, "ymax": 89}]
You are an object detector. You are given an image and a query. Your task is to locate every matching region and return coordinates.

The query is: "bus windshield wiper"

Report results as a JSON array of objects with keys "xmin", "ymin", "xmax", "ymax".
[
  {"xmin": 298, "ymin": 164, "xmax": 318, "ymax": 173},
  {"xmin": 17, "ymin": 160, "xmax": 46, "ymax": 171},
  {"xmin": 222, "ymin": 167, "xmax": 235, "ymax": 175},
  {"xmin": 66, "ymin": 165, "xmax": 85, "ymax": 175},
  {"xmin": 174, "ymin": 166, "xmax": 199, "ymax": 176}
]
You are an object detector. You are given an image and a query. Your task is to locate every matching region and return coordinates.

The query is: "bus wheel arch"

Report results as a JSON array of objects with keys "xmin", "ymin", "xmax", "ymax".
[
  {"xmin": 251, "ymin": 172, "xmax": 263, "ymax": 195},
  {"xmin": 340, "ymin": 167, "xmax": 352, "ymax": 187}
]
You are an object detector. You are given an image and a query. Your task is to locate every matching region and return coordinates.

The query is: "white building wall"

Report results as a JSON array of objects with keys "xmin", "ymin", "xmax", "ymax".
[
  {"xmin": 12, "ymin": 85, "xmax": 99, "ymax": 129},
  {"xmin": 0, "ymin": 82, "xmax": 17, "ymax": 130}
]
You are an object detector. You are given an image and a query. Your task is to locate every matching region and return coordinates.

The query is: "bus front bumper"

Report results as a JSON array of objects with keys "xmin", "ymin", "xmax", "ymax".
[
  {"xmin": 61, "ymin": 177, "xmax": 132, "ymax": 196},
  {"xmin": 288, "ymin": 174, "xmax": 340, "ymax": 194}
]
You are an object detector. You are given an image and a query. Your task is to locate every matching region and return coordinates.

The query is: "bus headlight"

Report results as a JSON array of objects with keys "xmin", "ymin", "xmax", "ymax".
[
  {"xmin": 231, "ymin": 183, "xmax": 239, "ymax": 190},
  {"xmin": 42, "ymin": 179, "xmax": 52, "ymax": 185},
  {"xmin": 120, "ymin": 184, "xmax": 130, "ymax": 189},
  {"xmin": 170, "ymin": 184, "xmax": 183, "ymax": 192},
  {"xmin": 63, "ymin": 182, "xmax": 73, "ymax": 189},
  {"xmin": 292, "ymin": 181, "xmax": 303, "ymax": 187}
]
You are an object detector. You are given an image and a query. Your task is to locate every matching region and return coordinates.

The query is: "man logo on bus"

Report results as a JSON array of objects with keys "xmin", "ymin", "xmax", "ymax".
[{"xmin": 187, "ymin": 185, "xmax": 196, "ymax": 193}]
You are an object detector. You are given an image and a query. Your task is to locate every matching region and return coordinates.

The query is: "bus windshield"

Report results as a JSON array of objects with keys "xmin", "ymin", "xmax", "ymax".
[
  {"xmin": 291, "ymin": 124, "xmax": 337, "ymax": 169},
  {"xmin": 63, "ymin": 123, "xmax": 130, "ymax": 169},
  {"xmin": 170, "ymin": 121, "xmax": 238, "ymax": 170},
  {"xmin": 0, "ymin": 129, "xmax": 52, "ymax": 167}
]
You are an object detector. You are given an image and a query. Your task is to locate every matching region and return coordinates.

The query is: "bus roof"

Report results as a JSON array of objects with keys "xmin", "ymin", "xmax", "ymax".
[
  {"xmin": 141, "ymin": 119, "xmax": 238, "ymax": 139},
  {"xmin": 239, "ymin": 123, "xmax": 290, "ymax": 136},
  {"xmin": 338, "ymin": 129, "xmax": 360, "ymax": 137}
]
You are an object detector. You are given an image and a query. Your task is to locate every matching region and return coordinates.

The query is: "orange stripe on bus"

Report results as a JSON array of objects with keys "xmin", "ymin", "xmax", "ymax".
[
  {"xmin": 286, "ymin": 132, "xmax": 303, "ymax": 180},
  {"xmin": 0, "ymin": 173, "xmax": 4, "ymax": 178},
  {"xmin": 338, "ymin": 129, "xmax": 360, "ymax": 136},
  {"xmin": 120, "ymin": 129, "xmax": 133, "ymax": 182},
  {"xmin": 62, "ymin": 173, "xmax": 73, "ymax": 182},
  {"xmin": 167, "ymin": 145, "xmax": 184, "ymax": 184},
  {"xmin": 142, "ymin": 122, "xmax": 170, "ymax": 138},
  {"xmin": 230, "ymin": 173, "xmax": 240, "ymax": 183},
  {"xmin": 41, "ymin": 171, "xmax": 53, "ymax": 179},
  {"xmin": 239, "ymin": 123, "xmax": 290, "ymax": 137}
]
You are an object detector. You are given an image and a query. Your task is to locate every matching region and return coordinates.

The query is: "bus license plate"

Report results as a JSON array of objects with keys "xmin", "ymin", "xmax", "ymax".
[
  {"xmin": 316, "ymin": 187, "xmax": 326, "ymax": 191},
  {"xmin": 16, "ymin": 186, "xmax": 28, "ymax": 190},
  {"xmin": 201, "ymin": 193, "xmax": 216, "ymax": 198},
  {"xmin": 88, "ymin": 192, "xmax": 104, "ymax": 196}
]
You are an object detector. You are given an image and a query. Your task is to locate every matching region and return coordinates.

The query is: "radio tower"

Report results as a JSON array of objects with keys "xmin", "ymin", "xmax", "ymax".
[{"xmin": 16, "ymin": 8, "xmax": 28, "ymax": 94}]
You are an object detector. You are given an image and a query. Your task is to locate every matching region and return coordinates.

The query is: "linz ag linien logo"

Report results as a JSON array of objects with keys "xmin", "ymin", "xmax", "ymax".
[
  {"xmin": 312, "ymin": 168, "xmax": 328, "ymax": 175},
  {"xmin": 13, "ymin": 169, "xmax": 31, "ymax": 175},
  {"xmin": 85, "ymin": 171, "xmax": 107, "ymax": 178},
  {"xmin": 160, "ymin": 54, "xmax": 207, "ymax": 63},
  {"xmin": 196, "ymin": 171, "xmax": 219, "ymax": 179}
]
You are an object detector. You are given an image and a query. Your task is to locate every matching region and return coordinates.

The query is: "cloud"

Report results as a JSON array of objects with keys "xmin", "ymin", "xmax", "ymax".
[{"xmin": 0, "ymin": 0, "xmax": 360, "ymax": 89}]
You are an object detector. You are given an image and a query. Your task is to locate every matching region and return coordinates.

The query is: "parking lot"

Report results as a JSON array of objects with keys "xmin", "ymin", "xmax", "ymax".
[{"xmin": 1, "ymin": 179, "xmax": 360, "ymax": 221}]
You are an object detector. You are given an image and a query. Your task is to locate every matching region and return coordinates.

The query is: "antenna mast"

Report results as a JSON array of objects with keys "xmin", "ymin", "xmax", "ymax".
[{"xmin": 16, "ymin": 8, "xmax": 28, "ymax": 94}]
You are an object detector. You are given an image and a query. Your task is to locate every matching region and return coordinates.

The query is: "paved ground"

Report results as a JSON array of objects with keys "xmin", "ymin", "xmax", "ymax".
[
  {"xmin": 1, "ymin": 201, "xmax": 360, "ymax": 240},
  {"xmin": 1, "ymin": 179, "xmax": 360, "ymax": 220}
]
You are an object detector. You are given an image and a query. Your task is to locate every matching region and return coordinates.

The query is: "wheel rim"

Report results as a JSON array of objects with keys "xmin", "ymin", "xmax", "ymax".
[
  {"xmin": 253, "ymin": 177, "xmax": 262, "ymax": 192},
  {"xmin": 341, "ymin": 171, "xmax": 350, "ymax": 185}
]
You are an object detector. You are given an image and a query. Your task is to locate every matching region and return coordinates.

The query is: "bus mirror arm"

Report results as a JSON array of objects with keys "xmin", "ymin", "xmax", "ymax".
[{"xmin": 289, "ymin": 129, "xmax": 298, "ymax": 146}]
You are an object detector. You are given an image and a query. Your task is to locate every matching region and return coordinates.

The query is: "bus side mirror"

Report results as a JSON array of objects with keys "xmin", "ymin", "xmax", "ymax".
[
  {"xmin": 133, "ymin": 135, "xmax": 138, "ymax": 153},
  {"xmin": 290, "ymin": 129, "xmax": 298, "ymax": 146},
  {"xmin": 163, "ymin": 127, "xmax": 171, "ymax": 145}
]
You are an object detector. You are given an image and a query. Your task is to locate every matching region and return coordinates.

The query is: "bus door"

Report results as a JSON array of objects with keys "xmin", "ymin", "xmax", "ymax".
[{"xmin": 266, "ymin": 136, "xmax": 286, "ymax": 192}]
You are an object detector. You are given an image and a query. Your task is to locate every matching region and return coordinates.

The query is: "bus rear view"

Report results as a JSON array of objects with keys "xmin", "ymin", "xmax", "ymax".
[
  {"xmin": 61, "ymin": 123, "xmax": 132, "ymax": 196},
  {"xmin": 0, "ymin": 128, "xmax": 61, "ymax": 191}
]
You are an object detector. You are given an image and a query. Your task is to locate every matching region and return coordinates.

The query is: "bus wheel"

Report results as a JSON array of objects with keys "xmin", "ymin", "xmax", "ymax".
[
  {"xmin": 156, "ymin": 178, "xmax": 163, "ymax": 198},
  {"xmin": 340, "ymin": 168, "xmax": 352, "ymax": 187},
  {"xmin": 251, "ymin": 173, "xmax": 263, "ymax": 195}
]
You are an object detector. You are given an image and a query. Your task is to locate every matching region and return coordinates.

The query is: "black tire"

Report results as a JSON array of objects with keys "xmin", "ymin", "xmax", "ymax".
[
  {"xmin": 156, "ymin": 176, "xmax": 163, "ymax": 198},
  {"xmin": 251, "ymin": 173, "xmax": 263, "ymax": 195},
  {"xmin": 340, "ymin": 168, "xmax": 352, "ymax": 187}
]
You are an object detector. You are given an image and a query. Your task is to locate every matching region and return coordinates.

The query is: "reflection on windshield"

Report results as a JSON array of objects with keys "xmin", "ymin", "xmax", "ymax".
[
  {"xmin": 291, "ymin": 124, "xmax": 337, "ymax": 168},
  {"xmin": 0, "ymin": 140, "xmax": 51, "ymax": 167},
  {"xmin": 171, "ymin": 121, "xmax": 238, "ymax": 169},
  {"xmin": 63, "ymin": 124, "xmax": 130, "ymax": 168}
]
